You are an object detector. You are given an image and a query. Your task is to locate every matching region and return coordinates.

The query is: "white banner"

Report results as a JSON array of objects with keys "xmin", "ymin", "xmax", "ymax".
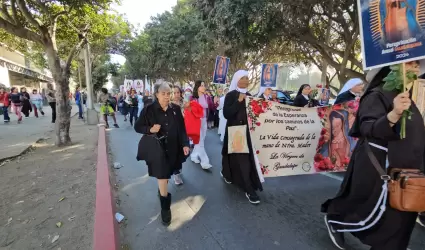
[{"xmin": 246, "ymin": 97, "xmax": 359, "ymax": 177}]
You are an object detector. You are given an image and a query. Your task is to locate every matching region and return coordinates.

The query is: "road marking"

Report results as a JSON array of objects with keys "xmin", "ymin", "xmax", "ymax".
[{"xmin": 320, "ymin": 172, "xmax": 343, "ymax": 182}]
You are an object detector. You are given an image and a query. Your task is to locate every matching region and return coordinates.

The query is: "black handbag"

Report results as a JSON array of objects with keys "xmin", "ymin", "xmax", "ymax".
[{"xmin": 136, "ymin": 134, "xmax": 166, "ymax": 162}]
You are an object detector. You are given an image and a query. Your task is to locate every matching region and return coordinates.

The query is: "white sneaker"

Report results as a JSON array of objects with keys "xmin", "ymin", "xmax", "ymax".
[
  {"xmin": 201, "ymin": 163, "xmax": 212, "ymax": 170},
  {"xmin": 174, "ymin": 174, "xmax": 183, "ymax": 185},
  {"xmin": 191, "ymin": 158, "xmax": 200, "ymax": 164}
]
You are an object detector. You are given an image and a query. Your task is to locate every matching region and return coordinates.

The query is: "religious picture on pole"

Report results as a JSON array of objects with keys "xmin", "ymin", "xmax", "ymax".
[
  {"xmin": 245, "ymin": 97, "xmax": 360, "ymax": 177},
  {"xmin": 119, "ymin": 85, "xmax": 124, "ymax": 93},
  {"xmin": 213, "ymin": 56, "xmax": 230, "ymax": 84},
  {"xmin": 260, "ymin": 63, "xmax": 278, "ymax": 87},
  {"xmin": 134, "ymin": 79, "xmax": 144, "ymax": 94},
  {"xmin": 319, "ymin": 88, "xmax": 330, "ymax": 105},
  {"xmin": 124, "ymin": 79, "xmax": 133, "ymax": 92},
  {"xmin": 357, "ymin": 0, "xmax": 425, "ymax": 69}
]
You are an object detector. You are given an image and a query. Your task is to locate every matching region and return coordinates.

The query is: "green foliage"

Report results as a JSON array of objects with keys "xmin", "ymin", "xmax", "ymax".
[
  {"xmin": 0, "ymin": 0, "xmax": 131, "ymax": 71},
  {"xmin": 383, "ymin": 64, "xmax": 418, "ymax": 92},
  {"xmin": 193, "ymin": 0, "xmax": 364, "ymax": 83},
  {"xmin": 382, "ymin": 63, "xmax": 418, "ymax": 139}
]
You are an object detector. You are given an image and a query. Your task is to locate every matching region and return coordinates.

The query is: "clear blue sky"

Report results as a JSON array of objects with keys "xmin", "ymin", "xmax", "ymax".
[{"xmin": 111, "ymin": 0, "xmax": 177, "ymax": 64}]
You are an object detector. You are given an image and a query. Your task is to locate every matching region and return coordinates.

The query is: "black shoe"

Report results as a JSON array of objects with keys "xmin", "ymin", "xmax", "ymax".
[
  {"xmin": 41, "ymin": 111, "xmax": 45, "ymax": 116},
  {"xmin": 113, "ymin": 124, "xmax": 119, "ymax": 128},
  {"xmin": 245, "ymin": 192, "xmax": 260, "ymax": 204},
  {"xmin": 417, "ymin": 213, "xmax": 425, "ymax": 227},
  {"xmin": 78, "ymin": 116, "xmax": 84, "ymax": 119},
  {"xmin": 324, "ymin": 215, "xmax": 345, "ymax": 249},
  {"xmin": 160, "ymin": 193, "xmax": 172, "ymax": 226}
]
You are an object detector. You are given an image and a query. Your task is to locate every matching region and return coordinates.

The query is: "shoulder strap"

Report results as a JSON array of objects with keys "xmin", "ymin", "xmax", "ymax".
[{"xmin": 364, "ymin": 138, "xmax": 391, "ymax": 180}]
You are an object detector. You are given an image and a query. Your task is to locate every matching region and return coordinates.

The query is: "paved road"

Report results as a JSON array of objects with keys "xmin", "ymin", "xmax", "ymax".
[{"xmin": 109, "ymin": 116, "xmax": 425, "ymax": 250}]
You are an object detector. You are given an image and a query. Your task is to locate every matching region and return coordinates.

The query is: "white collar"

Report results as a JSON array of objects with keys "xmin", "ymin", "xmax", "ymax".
[
  {"xmin": 237, "ymin": 87, "xmax": 247, "ymax": 94},
  {"xmin": 302, "ymin": 94, "xmax": 309, "ymax": 100}
]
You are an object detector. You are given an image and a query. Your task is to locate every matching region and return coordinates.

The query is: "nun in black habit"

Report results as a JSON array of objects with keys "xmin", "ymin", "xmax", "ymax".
[
  {"xmin": 322, "ymin": 65, "xmax": 425, "ymax": 250},
  {"xmin": 334, "ymin": 78, "xmax": 365, "ymax": 105},
  {"xmin": 293, "ymin": 84, "xmax": 320, "ymax": 107},
  {"xmin": 221, "ymin": 70, "xmax": 263, "ymax": 204}
]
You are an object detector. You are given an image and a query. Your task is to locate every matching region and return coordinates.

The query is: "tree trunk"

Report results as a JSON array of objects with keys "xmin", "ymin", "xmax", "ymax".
[
  {"xmin": 337, "ymin": 74, "xmax": 348, "ymax": 89},
  {"xmin": 44, "ymin": 43, "xmax": 72, "ymax": 146}
]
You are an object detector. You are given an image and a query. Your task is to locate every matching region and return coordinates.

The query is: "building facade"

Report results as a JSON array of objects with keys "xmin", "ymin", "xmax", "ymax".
[{"xmin": 0, "ymin": 44, "xmax": 54, "ymax": 92}]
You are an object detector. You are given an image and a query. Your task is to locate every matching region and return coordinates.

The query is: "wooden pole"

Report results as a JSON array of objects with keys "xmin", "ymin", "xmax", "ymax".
[{"xmin": 402, "ymin": 63, "xmax": 407, "ymax": 92}]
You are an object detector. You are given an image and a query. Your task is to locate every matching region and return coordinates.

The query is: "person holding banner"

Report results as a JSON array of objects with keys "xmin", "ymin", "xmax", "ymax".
[
  {"xmin": 257, "ymin": 87, "xmax": 273, "ymax": 100},
  {"xmin": 221, "ymin": 70, "xmax": 263, "ymax": 204},
  {"xmin": 334, "ymin": 78, "xmax": 364, "ymax": 105},
  {"xmin": 322, "ymin": 66, "xmax": 425, "ymax": 250},
  {"xmin": 189, "ymin": 80, "xmax": 212, "ymax": 170},
  {"xmin": 293, "ymin": 84, "xmax": 319, "ymax": 107}
]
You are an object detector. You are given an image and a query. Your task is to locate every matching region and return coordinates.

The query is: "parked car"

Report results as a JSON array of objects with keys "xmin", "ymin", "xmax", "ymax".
[{"xmin": 275, "ymin": 90, "xmax": 294, "ymax": 105}]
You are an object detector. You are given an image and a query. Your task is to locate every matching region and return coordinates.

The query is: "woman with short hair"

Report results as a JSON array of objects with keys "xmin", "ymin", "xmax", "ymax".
[{"xmin": 135, "ymin": 82, "xmax": 190, "ymax": 225}]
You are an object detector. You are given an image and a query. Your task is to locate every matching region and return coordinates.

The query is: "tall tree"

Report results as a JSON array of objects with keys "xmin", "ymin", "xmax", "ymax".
[
  {"xmin": 0, "ymin": 0, "xmax": 126, "ymax": 145},
  {"xmin": 193, "ymin": 0, "xmax": 364, "ymax": 85}
]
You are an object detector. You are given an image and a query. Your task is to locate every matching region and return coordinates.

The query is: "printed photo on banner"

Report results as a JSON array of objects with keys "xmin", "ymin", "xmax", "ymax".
[
  {"xmin": 124, "ymin": 79, "xmax": 133, "ymax": 92},
  {"xmin": 245, "ymin": 97, "xmax": 360, "ymax": 177},
  {"xmin": 315, "ymin": 100, "xmax": 359, "ymax": 172},
  {"xmin": 213, "ymin": 56, "xmax": 230, "ymax": 84},
  {"xmin": 134, "ymin": 79, "xmax": 144, "ymax": 93},
  {"xmin": 119, "ymin": 85, "xmax": 124, "ymax": 93},
  {"xmin": 319, "ymin": 88, "xmax": 330, "ymax": 105},
  {"xmin": 357, "ymin": 0, "xmax": 425, "ymax": 69},
  {"xmin": 260, "ymin": 63, "xmax": 278, "ymax": 87}
]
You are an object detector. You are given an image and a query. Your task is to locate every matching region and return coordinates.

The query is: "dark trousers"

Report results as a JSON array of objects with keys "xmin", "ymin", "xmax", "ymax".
[
  {"xmin": 49, "ymin": 102, "xmax": 56, "ymax": 123},
  {"xmin": 129, "ymin": 106, "xmax": 138, "ymax": 124},
  {"xmin": 2, "ymin": 106, "xmax": 10, "ymax": 121}
]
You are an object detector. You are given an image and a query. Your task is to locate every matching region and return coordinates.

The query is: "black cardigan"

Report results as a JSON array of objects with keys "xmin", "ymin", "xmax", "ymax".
[{"xmin": 134, "ymin": 101, "xmax": 189, "ymax": 163}]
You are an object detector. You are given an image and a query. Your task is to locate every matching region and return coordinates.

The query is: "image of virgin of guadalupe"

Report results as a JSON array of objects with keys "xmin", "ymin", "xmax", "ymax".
[
  {"xmin": 215, "ymin": 57, "xmax": 228, "ymax": 83},
  {"xmin": 261, "ymin": 64, "xmax": 276, "ymax": 86},
  {"xmin": 381, "ymin": 0, "xmax": 423, "ymax": 43},
  {"xmin": 320, "ymin": 88, "xmax": 330, "ymax": 105},
  {"xmin": 320, "ymin": 110, "xmax": 353, "ymax": 170}
]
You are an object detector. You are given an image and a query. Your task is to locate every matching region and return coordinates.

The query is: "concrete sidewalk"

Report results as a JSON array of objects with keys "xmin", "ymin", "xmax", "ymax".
[{"xmin": 0, "ymin": 105, "xmax": 84, "ymax": 161}]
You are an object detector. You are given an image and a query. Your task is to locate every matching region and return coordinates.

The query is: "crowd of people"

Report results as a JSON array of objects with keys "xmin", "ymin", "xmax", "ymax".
[
  {"xmin": 130, "ymin": 62, "xmax": 425, "ymax": 250},
  {"xmin": 0, "ymin": 83, "xmax": 58, "ymax": 124}
]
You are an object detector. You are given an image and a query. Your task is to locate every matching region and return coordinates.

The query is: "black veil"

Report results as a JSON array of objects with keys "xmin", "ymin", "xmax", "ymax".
[{"xmin": 297, "ymin": 84, "xmax": 310, "ymax": 96}]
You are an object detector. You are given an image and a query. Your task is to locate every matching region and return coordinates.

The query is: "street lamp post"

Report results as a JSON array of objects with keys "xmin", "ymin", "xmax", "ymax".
[{"xmin": 83, "ymin": 43, "xmax": 98, "ymax": 125}]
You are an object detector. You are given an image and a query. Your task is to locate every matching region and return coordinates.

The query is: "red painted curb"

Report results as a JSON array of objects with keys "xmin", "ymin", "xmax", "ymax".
[{"xmin": 93, "ymin": 126, "xmax": 119, "ymax": 250}]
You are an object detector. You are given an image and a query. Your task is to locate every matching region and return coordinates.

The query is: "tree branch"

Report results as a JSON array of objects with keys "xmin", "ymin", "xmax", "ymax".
[
  {"xmin": 16, "ymin": 0, "xmax": 43, "ymax": 32},
  {"xmin": 50, "ymin": 11, "xmax": 66, "ymax": 38},
  {"xmin": 0, "ymin": 2, "xmax": 15, "ymax": 24},
  {"xmin": 0, "ymin": 16, "xmax": 43, "ymax": 43},
  {"xmin": 10, "ymin": 0, "xmax": 20, "ymax": 25}
]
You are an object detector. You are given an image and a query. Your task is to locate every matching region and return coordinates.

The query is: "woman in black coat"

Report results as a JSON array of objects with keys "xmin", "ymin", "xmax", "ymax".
[{"xmin": 134, "ymin": 82, "xmax": 190, "ymax": 226}]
